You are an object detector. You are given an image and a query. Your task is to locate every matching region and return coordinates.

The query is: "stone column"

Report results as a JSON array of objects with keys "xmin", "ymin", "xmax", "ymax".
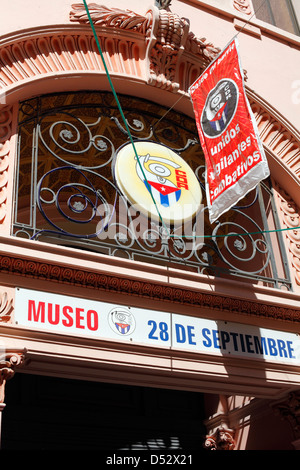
[{"xmin": 0, "ymin": 350, "xmax": 27, "ymax": 448}]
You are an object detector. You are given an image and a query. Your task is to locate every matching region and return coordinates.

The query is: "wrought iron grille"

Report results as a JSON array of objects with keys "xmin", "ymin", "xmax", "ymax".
[{"xmin": 13, "ymin": 92, "xmax": 292, "ymax": 290}]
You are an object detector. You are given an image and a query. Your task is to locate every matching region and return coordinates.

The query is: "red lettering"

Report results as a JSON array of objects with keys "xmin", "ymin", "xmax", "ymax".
[
  {"xmin": 76, "ymin": 307, "xmax": 85, "ymax": 329},
  {"xmin": 176, "ymin": 176, "xmax": 188, "ymax": 183},
  {"xmin": 48, "ymin": 304, "xmax": 60, "ymax": 325},
  {"xmin": 62, "ymin": 305, "xmax": 73, "ymax": 327},
  {"xmin": 175, "ymin": 169, "xmax": 189, "ymax": 190},
  {"xmin": 28, "ymin": 300, "xmax": 98, "ymax": 331},
  {"xmin": 177, "ymin": 182, "xmax": 189, "ymax": 189},
  {"xmin": 28, "ymin": 300, "xmax": 45, "ymax": 323},
  {"xmin": 86, "ymin": 309, "xmax": 98, "ymax": 331},
  {"xmin": 175, "ymin": 170, "xmax": 187, "ymax": 176}
]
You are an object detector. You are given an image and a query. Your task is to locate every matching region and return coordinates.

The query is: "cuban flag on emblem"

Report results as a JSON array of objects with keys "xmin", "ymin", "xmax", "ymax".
[
  {"xmin": 115, "ymin": 322, "xmax": 131, "ymax": 335},
  {"xmin": 145, "ymin": 180, "xmax": 181, "ymax": 208},
  {"xmin": 208, "ymin": 102, "xmax": 228, "ymax": 133}
]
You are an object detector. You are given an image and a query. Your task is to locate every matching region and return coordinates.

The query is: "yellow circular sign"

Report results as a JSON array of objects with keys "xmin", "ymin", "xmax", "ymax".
[{"xmin": 114, "ymin": 141, "xmax": 202, "ymax": 224}]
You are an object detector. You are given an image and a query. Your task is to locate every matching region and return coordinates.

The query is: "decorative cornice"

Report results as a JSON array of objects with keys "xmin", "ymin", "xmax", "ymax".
[
  {"xmin": 0, "ymin": 4, "xmax": 218, "ymax": 96},
  {"xmin": 69, "ymin": 3, "xmax": 151, "ymax": 33},
  {"xmin": 69, "ymin": 3, "xmax": 220, "ymax": 91},
  {"xmin": 0, "ymin": 253, "xmax": 300, "ymax": 323}
]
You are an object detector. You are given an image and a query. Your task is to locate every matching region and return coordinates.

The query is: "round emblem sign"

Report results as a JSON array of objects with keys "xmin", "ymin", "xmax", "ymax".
[
  {"xmin": 114, "ymin": 141, "xmax": 202, "ymax": 224},
  {"xmin": 108, "ymin": 307, "xmax": 136, "ymax": 336},
  {"xmin": 201, "ymin": 78, "xmax": 239, "ymax": 138}
]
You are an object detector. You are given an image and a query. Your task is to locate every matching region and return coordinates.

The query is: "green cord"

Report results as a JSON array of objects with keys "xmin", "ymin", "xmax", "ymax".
[
  {"xmin": 82, "ymin": 0, "xmax": 170, "ymax": 235},
  {"xmin": 82, "ymin": 0, "xmax": 300, "ymax": 242},
  {"xmin": 202, "ymin": 225, "xmax": 300, "ymax": 239}
]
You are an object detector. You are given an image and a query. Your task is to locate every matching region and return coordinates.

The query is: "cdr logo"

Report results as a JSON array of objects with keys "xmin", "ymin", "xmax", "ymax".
[
  {"xmin": 201, "ymin": 78, "xmax": 239, "ymax": 138},
  {"xmin": 114, "ymin": 141, "xmax": 202, "ymax": 224},
  {"xmin": 108, "ymin": 307, "xmax": 136, "ymax": 336}
]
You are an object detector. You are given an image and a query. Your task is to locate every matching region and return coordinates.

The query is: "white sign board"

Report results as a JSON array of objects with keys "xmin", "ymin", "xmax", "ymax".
[{"xmin": 15, "ymin": 288, "xmax": 300, "ymax": 365}]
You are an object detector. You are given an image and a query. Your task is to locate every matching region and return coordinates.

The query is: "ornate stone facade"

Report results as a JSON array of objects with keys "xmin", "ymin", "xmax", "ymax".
[
  {"xmin": 0, "ymin": 0, "xmax": 300, "ymax": 451},
  {"xmin": 0, "ymin": 4, "xmax": 299, "ymax": 326},
  {"xmin": 69, "ymin": 3, "xmax": 220, "ymax": 91},
  {"xmin": 275, "ymin": 183, "xmax": 300, "ymax": 287},
  {"xmin": 0, "ymin": 250, "xmax": 299, "ymax": 325}
]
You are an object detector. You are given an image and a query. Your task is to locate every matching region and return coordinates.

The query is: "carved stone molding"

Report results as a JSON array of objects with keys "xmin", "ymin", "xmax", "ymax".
[
  {"xmin": 204, "ymin": 426, "xmax": 235, "ymax": 450},
  {"xmin": 274, "ymin": 183, "xmax": 300, "ymax": 287},
  {"xmin": 69, "ymin": 3, "xmax": 151, "ymax": 33},
  {"xmin": 233, "ymin": 0, "xmax": 253, "ymax": 15},
  {"xmin": 0, "ymin": 31, "xmax": 144, "ymax": 84},
  {"xmin": 0, "ymin": 107, "xmax": 13, "ymax": 225},
  {"xmin": 146, "ymin": 8, "xmax": 190, "ymax": 91},
  {"xmin": 272, "ymin": 391, "xmax": 300, "ymax": 440},
  {"xmin": 69, "ymin": 3, "xmax": 220, "ymax": 91},
  {"xmin": 0, "ymin": 253, "xmax": 300, "ymax": 324},
  {"xmin": 0, "ymin": 4, "xmax": 220, "ymax": 96},
  {"xmin": 146, "ymin": 6, "xmax": 220, "ymax": 91},
  {"xmin": 0, "ymin": 349, "xmax": 27, "ymax": 403}
]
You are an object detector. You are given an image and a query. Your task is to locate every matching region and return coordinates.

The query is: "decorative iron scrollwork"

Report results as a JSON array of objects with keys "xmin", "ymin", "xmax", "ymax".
[{"xmin": 13, "ymin": 92, "xmax": 291, "ymax": 289}]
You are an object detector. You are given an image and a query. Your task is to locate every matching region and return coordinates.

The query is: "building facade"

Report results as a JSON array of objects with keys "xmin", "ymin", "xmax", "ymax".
[{"xmin": 0, "ymin": 0, "xmax": 300, "ymax": 451}]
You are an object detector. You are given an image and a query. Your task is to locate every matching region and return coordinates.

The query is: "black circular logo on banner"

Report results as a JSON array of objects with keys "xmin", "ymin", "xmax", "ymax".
[{"xmin": 201, "ymin": 79, "xmax": 239, "ymax": 138}]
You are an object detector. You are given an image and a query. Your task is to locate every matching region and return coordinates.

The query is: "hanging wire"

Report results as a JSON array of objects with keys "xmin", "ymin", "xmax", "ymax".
[
  {"xmin": 82, "ymin": 0, "xmax": 171, "ymax": 237},
  {"xmin": 151, "ymin": 93, "xmax": 186, "ymax": 131},
  {"xmin": 82, "ymin": 0, "xmax": 300, "ymax": 240},
  {"xmin": 232, "ymin": 0, "xmax": 270, "ymax": 38},
  {"xmin": 151, "ymin": 0, "xmax": 270, "ymax": 131}
]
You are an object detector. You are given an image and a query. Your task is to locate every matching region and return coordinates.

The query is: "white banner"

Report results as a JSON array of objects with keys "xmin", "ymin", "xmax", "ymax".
[{"xmin": 15, "ymin": 288, "xmax": 300, "ymax": 365}]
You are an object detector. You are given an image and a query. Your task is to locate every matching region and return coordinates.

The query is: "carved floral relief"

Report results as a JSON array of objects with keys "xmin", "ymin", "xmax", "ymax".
[
  {"xmin": 69, "ymin": 3, "xmax": 151, "ymax": 33},
  {"xmin": 69, "ymin": 3, "xmax": 220, "ymax": 91}
]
